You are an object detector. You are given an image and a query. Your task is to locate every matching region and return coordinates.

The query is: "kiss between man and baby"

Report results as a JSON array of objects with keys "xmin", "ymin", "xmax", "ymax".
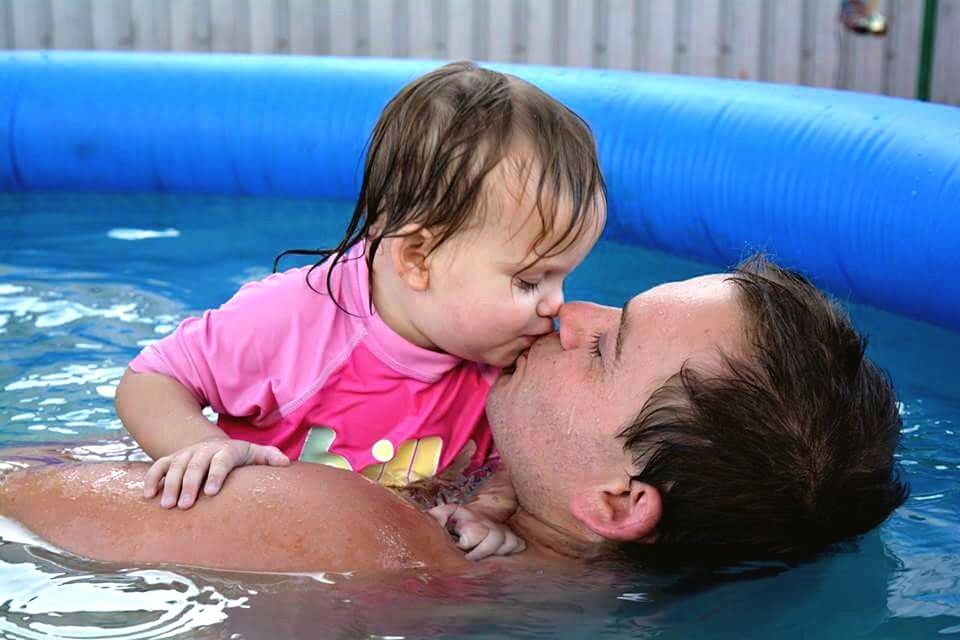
[{"xmin": 0, "ymin": 62, "xmax": 907, "ymax": 574}]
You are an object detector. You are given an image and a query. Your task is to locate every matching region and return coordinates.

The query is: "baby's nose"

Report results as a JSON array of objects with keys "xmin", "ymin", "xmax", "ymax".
[{"xmin": 536, "ymin": 287, "xmax": 564, "ymax": 319}]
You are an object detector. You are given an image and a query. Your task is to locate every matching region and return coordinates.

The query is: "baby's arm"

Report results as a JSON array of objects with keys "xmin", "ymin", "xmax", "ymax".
[
  {"xmin": 115, "ymin": 275, "xmax": 308, "ymax": 509},
  {"xmin": 116, "ymin": 369, "xmax": 224, "ymax": 458},
  {"xmin": 116, "ymin": 370, "xmax": 289, "ymax": 509},
  {"xmin": 428, "ymin": 468, "xmax": 525, "ymax": 560}
]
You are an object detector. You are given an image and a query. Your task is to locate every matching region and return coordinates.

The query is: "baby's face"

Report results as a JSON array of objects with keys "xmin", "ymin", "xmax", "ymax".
[{"xmin": 418, "ymin": 163, "xmax": 604, "ymax": 367}]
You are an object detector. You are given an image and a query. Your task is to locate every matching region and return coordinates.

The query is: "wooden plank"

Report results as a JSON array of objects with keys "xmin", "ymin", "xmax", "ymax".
[
  {"xmin": 447, "ymin": 0, "xmax": 472, "ymax": 60},
  {"xmin": 369, "ymin": 0, "xmax": 395, "ymax": 57},
  {"xmin": 51, "ymin": 0, "xmax": 94, "ymax": 49},
  {"xmin": 316, "ymin": 0, "xmax": 331, "ymax": 54},
  {"xmin": 566, "ymin": 0, "xmax": 593, "ymax": 67},
  {"xmin": 720, "ymin": 0, "xmax": 762, "ymax": 80},
  {"xmin": 526, "ymin": 0, "xmax": 553, "ymax": 64},
  {"xmin": 249, "ymin": 0, "xmax": 276, "ymax": 53},
  {"xmin": 431, "ymin": 0, "xmax": 448, "ymax": 59},
  {"xmin": 288, "ymin": 0, "xmax": 315, "ymax": 54},
  {"xmin": 646, "ymin": 0, "xmax": 676, "ymax": 73},
  {"xmin": 235, "ymin": 0, "xmax": 251, "ymax": 51},
  {"xmin": 170, "ymin": 0, "xmax": 208, "ymax": 51},
  {"xmin": 0, "ymin": 0, "xmax": 15, "ymax": 48},
  {"xmin": 354, "ymin": 0, "xmax": 370, "ymax": 56},
  {"xmin": 392, "ymin": 0, "xmax": 410, "ymax": 57},
  {"xmin": 408, "ymin": 0, "xmax": 434, "ymax": 58},
  {"xmin": 932, "ymin": 0, "xmax": 960, "ymax": 104},
  {"xmin": 846, "ymin": 34, "xmax": 885, "ymax": 93},
  {"xmin": 756, "ymin": 1, "xmax": 772, "ymax": 81},
  {"xmin": 487, "ymin": 0, "xmax": 512, "ymax": 61},
  {"xmin": 882, "ymin": 0, "xmax": 922, "ymax": 98},
  {"xmin": 329, "ymin": 0, "xmax": 355, "ymax": 55},
  {"xmin": 550, "ymin": 0, "xmax": 567, "ymax": 65},
  {"xmin": 209, "ymin": 0, "xmax": 232, "ymax": 51},
  {"xmin": 807, "ymin": 0, "xmax": 841, "ymax": 88},
  {"xmin": 718, "ymin": 0, "xmax": 733, "ymax": 76},
  {"xmin": 208, "ymin": 0, "xmax": 233, "ymax": 51},
  {"xmin": 210, "ymin": 0, "xmax": 250, "ymax": 52},
  {"xmin": 767, "ymin": 0, "xmax": 803, "ymax": 84},
  {"xmin": 672, "ymin": 0, "xmax": 690, "ymax": 74},
  {"xmin": 131, "ymin": 0, "xmax": 172, "ymax": 51},
  {"xmin": 844, "ymin": 9, "xmax": 887, "ymax": 94},
  {"xmin": 13, "ymin": 0, "xmax": 55, "ymax": 50},
  {"xmin": 512, "ymin": 0, "xmax": 528, "ymax": 62},
  {"xmin": 92, "ymin": 0, "xmax": 133, "ymax": 50},
  {"xmin": 592, "ymin": 0, "xmax": 608, "ymax": 68},
  {"xmin": 605, "ymin": 0, "xmax": 635, "ymax": 69},
  {"xmin": 470, "ymin": 0, "xmax": 488, "ymax": 60},
  {"xmin": 170, "ymin": 0, "xmax": 191, "ymax": 50},
  {"xmin": 689, "ymin": 0, "xmax": 721, "ymax": 77},
  {"xmin": 631, "ymin": 0, "xmax": 651, "ymax": 69},
  {"xmin": 799, "ymin": 0, "xmax": 816, "ymax": 84}
]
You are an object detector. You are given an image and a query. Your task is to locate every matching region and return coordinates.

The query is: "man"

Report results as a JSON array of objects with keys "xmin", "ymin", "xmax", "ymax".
[{"xmin": 0, "ymin": 257, "xmax": 908, "ymax": 571}]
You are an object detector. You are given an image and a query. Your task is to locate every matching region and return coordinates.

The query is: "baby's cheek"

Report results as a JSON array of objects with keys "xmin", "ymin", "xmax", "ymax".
[{"xmin": 445, "ymin": 298, "xmax": 477, "ymax": 328}]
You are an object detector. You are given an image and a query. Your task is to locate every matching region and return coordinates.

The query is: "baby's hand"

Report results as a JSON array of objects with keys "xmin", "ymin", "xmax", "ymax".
[
  {"xmin": 143, "ymin": 437, "xmax": 290, "ymax": 510},
  {"xmin": 428, "ymin": 504, "xmax": 526, "ymax": 560}
]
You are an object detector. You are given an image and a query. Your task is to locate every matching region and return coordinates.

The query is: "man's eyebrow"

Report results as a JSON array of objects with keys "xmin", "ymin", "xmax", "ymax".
[{"xmin": 614, "ymin": 298, "xmax": 633, "ymax": 363}]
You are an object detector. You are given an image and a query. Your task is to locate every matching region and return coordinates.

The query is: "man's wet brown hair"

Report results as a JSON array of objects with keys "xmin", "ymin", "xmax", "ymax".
[
  {"xmin": 275, "ymin": 61, "xmax": 605, "ymax": 308},
  {"xmin": 619, "ymin": 255, "xmax": 908, "ymax": 563}
]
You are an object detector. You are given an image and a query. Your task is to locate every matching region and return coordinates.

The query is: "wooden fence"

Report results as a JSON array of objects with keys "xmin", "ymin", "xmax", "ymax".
[{"xmin": 1, "ymin": 0, "xmax": 958, "ymax": 104}]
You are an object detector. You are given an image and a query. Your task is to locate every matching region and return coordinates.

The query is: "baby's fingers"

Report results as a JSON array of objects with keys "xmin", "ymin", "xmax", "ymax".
[
  {"xmin": 246, "ymin": 444, "xmax": 290, "ymax": 467},
  {"xmin": 143, "ymin": 457, "xmax": 171, "ymax": 498},
  {"xmin": 178, "ymin": 449, "xmax": 217, "ymax": 509},
  {"xmin": 496, "ymin": 531, "xmax": 526, "ymax": 556},
  {"xmin": 159, "ymin": 455, "xmax": 188, "ymax": 509},
  {"xmin": 463, "ymin": 525, "xmax": 506, "ymax": 561},
  {"xmin": 204, "ymin": 449, "xmax": 239, "ymax": 496},
  {"xmin": 427, "ymin": 504, "xmax": 460, "ymax": 529}
]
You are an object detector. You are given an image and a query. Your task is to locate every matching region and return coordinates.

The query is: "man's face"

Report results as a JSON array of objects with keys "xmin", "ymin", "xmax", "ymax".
[{"xmin": 486, "ymin": 274, "xmax": 746, "ymax": 538}]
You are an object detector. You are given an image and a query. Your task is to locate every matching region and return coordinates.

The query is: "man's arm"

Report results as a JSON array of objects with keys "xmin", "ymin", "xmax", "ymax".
[{"xmin": 0, "ymin": 462, "xmax": 468, "ymax": 574}]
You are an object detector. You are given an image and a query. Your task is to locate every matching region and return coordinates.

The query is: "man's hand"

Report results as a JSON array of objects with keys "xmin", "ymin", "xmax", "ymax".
[
  {"xmin": 143, "ymin": 437, "xmax": 290, "ymax": 509},
  {"xmin": 428, "ymin": 504, "xmax": 526, "ymax": 560}
]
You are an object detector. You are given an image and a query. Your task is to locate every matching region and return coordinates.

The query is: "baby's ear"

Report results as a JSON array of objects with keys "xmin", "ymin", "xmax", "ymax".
[{"xmin": 390, "ymin": 225, "xmax": 436, "ymax": 292}]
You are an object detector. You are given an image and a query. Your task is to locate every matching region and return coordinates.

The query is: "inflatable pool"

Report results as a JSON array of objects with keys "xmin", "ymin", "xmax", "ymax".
[{"xmin": 2, "ymin": 51, "xmax": 958, "ymax": 331}]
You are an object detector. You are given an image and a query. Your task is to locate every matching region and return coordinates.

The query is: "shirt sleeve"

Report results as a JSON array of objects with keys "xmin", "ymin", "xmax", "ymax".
[{"xmin": 129, "ymin": 270, "xmax": 321, "ymax": 423}]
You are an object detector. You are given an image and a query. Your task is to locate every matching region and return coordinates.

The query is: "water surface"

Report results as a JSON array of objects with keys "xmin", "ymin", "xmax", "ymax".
[{"xmin": 1, "ymin": 192, "xmax": 957, "ymax": 639}]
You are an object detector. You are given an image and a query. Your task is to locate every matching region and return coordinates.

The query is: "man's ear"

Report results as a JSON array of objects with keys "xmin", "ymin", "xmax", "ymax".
[
  {"xmin": 388, "ymin": 225, "xmax": 436, "ymax": 292},
  {"xmin": 569, "ymin": 479, "xmax": 661, "ymax": 543}
]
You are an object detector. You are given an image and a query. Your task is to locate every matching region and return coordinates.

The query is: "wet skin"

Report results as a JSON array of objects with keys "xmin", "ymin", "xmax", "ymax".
[{"xmin": 0, "ymin": 462, "xmax": 471, "ymax": 574}]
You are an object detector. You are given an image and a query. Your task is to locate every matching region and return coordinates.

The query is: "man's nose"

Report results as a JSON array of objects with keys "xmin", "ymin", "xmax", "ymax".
[{"xmin": 557, "ymin": 301, "xmax": 610, "ymax": 350}]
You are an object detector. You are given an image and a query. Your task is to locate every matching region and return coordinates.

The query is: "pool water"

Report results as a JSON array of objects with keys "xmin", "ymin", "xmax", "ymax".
[{"xmin": 1, "ymin": 192, "xmax": 958, "ymax": 639}]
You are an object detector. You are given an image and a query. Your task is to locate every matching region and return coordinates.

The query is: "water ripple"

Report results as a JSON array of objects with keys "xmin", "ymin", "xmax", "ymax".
[{"xmin": 0, "ymin": 537, "xmax": 247, "ymax": 639}]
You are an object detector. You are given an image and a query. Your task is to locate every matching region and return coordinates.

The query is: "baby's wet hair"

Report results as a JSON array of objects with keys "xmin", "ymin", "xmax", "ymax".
[{"xmin": 274, "ymin": 61, "xmax": 606, "ymax": 310}]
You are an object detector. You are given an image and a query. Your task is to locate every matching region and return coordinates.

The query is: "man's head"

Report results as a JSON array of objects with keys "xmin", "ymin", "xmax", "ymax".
[{"xmin": 486, "ymin": 255, "xmax": 908, "ymax": 562}]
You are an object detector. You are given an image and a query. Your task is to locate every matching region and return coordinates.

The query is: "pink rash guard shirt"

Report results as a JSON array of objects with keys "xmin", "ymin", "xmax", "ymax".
[{"xmin": 129, "ymin": 242, "xmax": 499, "ymax": 486}]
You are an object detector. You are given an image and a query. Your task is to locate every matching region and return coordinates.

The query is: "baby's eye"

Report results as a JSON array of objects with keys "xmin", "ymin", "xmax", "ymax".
[
  {"xmin": 514, "ymin": 278, "xmax": 542, "ymax": 293},
  {"xmin": 589, "ymin": 332, "xmax": 603, "ymax": 359}
]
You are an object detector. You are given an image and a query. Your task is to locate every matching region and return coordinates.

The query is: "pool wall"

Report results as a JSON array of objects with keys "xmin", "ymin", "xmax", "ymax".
[{"xmin": 1, "ymin": 52, "xmax": 958, "ymax": 331}]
